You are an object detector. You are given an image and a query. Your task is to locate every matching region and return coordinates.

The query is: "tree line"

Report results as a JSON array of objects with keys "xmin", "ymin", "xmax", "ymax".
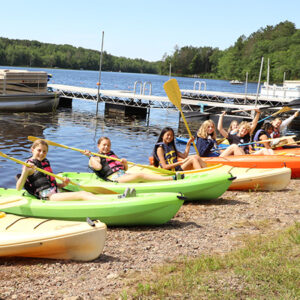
[
  {"xmin": 0, "ymin": 21, "xmax": 299, "ymax": 82},
  {"xmin": 0, "ymin": 37, "xmax": 159, "ymax": 74},
  {"xmin": 160, "ymin": 21, "xmax": 300, "ymax": 82}
]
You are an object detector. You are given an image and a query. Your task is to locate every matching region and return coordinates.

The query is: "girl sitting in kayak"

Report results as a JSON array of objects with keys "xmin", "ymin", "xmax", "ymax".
[
  {"xmin": 271, "ymin": 111, "xmax": 299, "ymax": 146},
  {"xmin": 153, "ymin": 127, "xmax": 206, "ymax": 171},
  {"xmin": 16, "ymin": 139, "xmax": 107, "ymax": 201},
  {"xmin": 217, "ymin": 110, "xmax": 270, "ymax": 155},
  {"xmin": 196, "ymin": 120, "xmax": 243, "ymax": 157},
  {"xmin": 88, "ymin": 136, "xmax": 182, "ymax": 182},
  {"xmin": 271, "ymin": 111, "xmax": 299, "ymax": 138},
  {"xmin": 253, "ymin": 122, "xmax": 274, "ymax": 154}
]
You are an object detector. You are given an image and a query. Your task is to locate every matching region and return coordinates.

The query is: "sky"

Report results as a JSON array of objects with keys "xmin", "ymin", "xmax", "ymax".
[{"xmin": 1, "ymin": 0, "xmax": 300, "ymax": 62}]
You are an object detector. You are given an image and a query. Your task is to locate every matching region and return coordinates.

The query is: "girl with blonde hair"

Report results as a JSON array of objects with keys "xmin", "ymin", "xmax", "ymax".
[{"xmin": 196, "ymin": 120, "xmax": 243, "ymax": 157}]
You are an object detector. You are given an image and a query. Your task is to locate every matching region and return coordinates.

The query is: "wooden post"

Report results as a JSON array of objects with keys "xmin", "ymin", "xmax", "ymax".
[{"xmin": 96, "ymin": 31, "xmax": 104, "ymax": 116}]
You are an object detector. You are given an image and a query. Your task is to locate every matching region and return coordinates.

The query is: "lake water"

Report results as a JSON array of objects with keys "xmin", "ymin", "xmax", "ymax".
[{"xmin": 0, "ymin": 67, "xmax": 298, "ymax": 189}]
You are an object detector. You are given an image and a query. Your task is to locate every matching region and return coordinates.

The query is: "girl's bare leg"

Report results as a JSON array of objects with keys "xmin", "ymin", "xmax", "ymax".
[
  {"xmin": 220, "ymin": 144, "xmax": 244, "ymax": 157},
  {"xmin": 49, "ymin": 191, "xmax": 100, "ymax": 201},
  {"xmin": 181, "ymin": 155, "xmax": 206, "ymax": 170},
  {"xmin": 117, "ymin": 173, "xmax": 173, "ymax": 183}
]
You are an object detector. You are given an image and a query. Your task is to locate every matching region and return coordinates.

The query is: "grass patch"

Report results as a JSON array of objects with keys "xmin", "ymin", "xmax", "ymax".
[{"xmin": 119, "ymin": 223, "xmax": 300, "ymax": 299}]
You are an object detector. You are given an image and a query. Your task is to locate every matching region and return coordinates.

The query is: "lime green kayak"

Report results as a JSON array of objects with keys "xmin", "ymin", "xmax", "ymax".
[
  {"xmin": 59, "ymin": 171, "xmax": 234, "ymax": 201},
  {"xmin": 1, "ymin": 188, "xmax": 183, "ymax": 226}
]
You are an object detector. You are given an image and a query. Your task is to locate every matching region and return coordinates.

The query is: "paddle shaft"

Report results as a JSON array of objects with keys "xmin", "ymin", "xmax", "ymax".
[
  {"xmin": 180, "ymin": 112, "xmax": 200, "ymax": 156},
  {"xmin": 163, "ymin": 79, "xmax": 199, "ymax": 156},
  {"xmin": 27, "ymin": 136, "xmax": 175, "ymax": 175},
  {"xmin": 0, "ymin": 151, "xmax": 78, "ymax": 186},
  {"xmin": 0, "ymin": 151, "xmax": 117, "ymax": 194},
  {"xmin": 214, "ymin": 135, "xmax": 296, "ymax": 151},
  {"xmin": 0, "ymin": 197, "xmax": 28, "ymax": 209},
  {"xmin": 258, "ymin": 107, "xmax": 292, "ymax": 124}
]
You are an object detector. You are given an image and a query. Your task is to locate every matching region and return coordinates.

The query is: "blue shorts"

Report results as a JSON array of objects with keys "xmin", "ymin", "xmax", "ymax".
[
  {"xmin": 39, "ymin": 187, "xmax": 57, "ymax": 200},
  {"xmin": 108, "ymin": 169, "xmax": 126, "ymax": 182}
]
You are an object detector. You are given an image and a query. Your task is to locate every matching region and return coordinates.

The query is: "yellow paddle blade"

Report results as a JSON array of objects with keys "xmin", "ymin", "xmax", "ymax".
[
  {"xmin": 164, "ymin": 79, "xmax": 182, "ymax": 111},
  {"xmin": 0, "ymin": 196, "xmax": 28, "ymax": 209},
  {"xmin": 163, "ymin": 80, "xmax": 200, "ymax": 155},
  {"xmin": 28, "ymin": 136, "xmax": 175, "ymax": 175},
  {"xmin": 0, "ymin": 151, "xmax": 118, "ymax": 195},
  {"xmin": 271, "ymin": 106, "xmax": 292, "ymax": 117}
]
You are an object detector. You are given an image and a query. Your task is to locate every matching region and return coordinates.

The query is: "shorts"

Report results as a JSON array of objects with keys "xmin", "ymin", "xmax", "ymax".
[
  {"xmin": 108, "ymin": 169, "xmax": 126, "ymax": 182},
  {"xmin": 39, "ymin": 187, "xmax": 57, "ymax": 200}
]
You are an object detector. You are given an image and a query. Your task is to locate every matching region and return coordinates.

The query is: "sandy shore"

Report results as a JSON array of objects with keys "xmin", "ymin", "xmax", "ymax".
[{"xmin": 1, "ymin": 179, "xmax": 299, "ymax": 299}]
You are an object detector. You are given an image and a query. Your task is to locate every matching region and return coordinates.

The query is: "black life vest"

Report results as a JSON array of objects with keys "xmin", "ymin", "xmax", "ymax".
[
  {"xmin": 26, "ymin": 158, "xmax": 57, "ymax": 198},
  {"xmin": 227, "ymin": 133, "xmax": 251, "ymax": 154},
  {"xmin": 155, "ymin": 142, "xmax": 181, "ymax": 171},
  {"xmin": 91, "ymin": 151, "xmax": 125, "ymax": 180}
]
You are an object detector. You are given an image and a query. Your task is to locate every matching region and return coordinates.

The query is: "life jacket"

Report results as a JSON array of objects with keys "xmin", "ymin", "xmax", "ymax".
[
  {"xmin": 253, "ymin": 129, "xmax": 271, "ymax": 148},
  {"xmin": 272, "ymin": 129, "xmax": 280, "ymax": 138},
  {"xmin": 25, "ymin": 158, "xmax": 57, "ymax": 198},
  {"xmin": 91, "ymin": 151, "xmax": 125, "ymax": 180},
  {"xmin": 228, "ymin": 133, "xmax": 251, "ymax": 154},
  {"xmin": 154, "ymin": 142, "xmax": 181, "ymax": 171}
]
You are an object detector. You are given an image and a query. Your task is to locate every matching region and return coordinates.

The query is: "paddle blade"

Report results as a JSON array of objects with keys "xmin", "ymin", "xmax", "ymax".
[
  {"xmin": 272, "ymin": 106, "xmax": 292, "ymax": 116},
  {"xmin": 164, "ymin": 79, "xmax": 182, "ymax": 110},
  {"xmin": 0, "ymin": 196, "xmax": 28, "ymax": 209}
]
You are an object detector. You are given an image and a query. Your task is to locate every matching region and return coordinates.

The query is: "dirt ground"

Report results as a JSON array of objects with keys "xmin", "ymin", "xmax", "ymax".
[{"xmin": 0, "ymin": 179, "xmax": 299, "ymax": 299}]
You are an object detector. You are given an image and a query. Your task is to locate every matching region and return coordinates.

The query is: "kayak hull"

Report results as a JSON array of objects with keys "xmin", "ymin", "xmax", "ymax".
[
  {"xmin": 215, "ymin": 165, "xmax": 291, "ymax": 191},
  {"xmin": 130, "ymin": 164, "xmax": 290, "ymax": 191},
  {"xmin": 1, "ymin": 189, "xmax": 183, "ymax": 226},
  {"xmin": 59, "ymin": 171, "xmax": 233, "ymax": 201},
  {"xmin": 203, "ymin": 155, "xmax": 300, "ymax": 179},
  {"xmin": 0, "ymin": 213, "xmax": 106, "ymax": 261}
]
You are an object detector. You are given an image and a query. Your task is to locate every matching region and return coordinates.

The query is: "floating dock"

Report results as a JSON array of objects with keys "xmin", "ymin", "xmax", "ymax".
[{"xmin": 49, "ymin": 84, "xmax": 268, "ymax": 115}]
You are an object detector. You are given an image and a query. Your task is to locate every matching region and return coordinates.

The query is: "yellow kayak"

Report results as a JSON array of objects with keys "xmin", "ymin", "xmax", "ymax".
[{"xmin": 0, "ymin": 212, "xmax": 107, "ymax": 261}]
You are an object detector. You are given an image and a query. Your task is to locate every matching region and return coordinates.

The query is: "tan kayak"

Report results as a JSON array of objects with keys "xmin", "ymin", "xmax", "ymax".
[
  {"xmin": 130, "ymin": 163, "xmax": 291, "ymax": 191},
  {"xmin": 177, "ymin": 164, "xmax": 291, "ymax": 191},
  {"xmin": 0, "ymin": 212, "xmax": 107, "ymax": 261},
  {"xmin": 214, "ymin": 165, "xmax": 291, "ymax": 191}
]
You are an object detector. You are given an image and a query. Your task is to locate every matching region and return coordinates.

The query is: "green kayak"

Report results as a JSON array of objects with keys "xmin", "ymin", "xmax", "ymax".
[
  {"xmin": 0, "ymin": 188, "xmax": 183, "ymax": 226},
  {"xmin": 58, "ymin": 171, "xmax": 234, "ymax": 201}
]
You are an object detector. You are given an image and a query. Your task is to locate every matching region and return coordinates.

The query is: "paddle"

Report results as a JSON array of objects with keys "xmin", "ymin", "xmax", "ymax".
[
  {"xmin": 27, "ymin": 136, "xmax": 175, "ymax": 176},
  {"xmin": 258, "ymin": 106, "xmax": 292, "ymax": 123},
  {"xmin": 0, "ymin": 196, "xmax": 28, "ymax": 209},
  {"xmin": 163, "ymin": 79, "xmax": 200, "ymax": 155},
  {"xmin": 271, "ymin": 138, "xmax": 300, "ymax": 149},
  {"xmin": 214, "ymin": 135, "xmax": 297, "ymax": 151},
  {"xmin": 0, "ymin": 151, "xmax": 118, "ymax": 194}
]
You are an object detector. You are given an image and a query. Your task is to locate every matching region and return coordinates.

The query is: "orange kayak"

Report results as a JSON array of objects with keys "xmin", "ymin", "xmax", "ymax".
[
  {"xmin": 273, "ymin": 148, "xmax": 300, "ymax": 156},
  {"xmin": 203, "ymin": 155, "xmax": 300, "ymax": 179}
]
